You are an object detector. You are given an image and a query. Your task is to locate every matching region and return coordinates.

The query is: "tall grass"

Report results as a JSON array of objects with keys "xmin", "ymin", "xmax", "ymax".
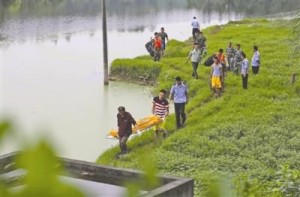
[
  {"xmin": 99, "ymin": 18, "xmax": 300, "ymax": 196},
  {"xmin": 110, "ymin": 59, "xmax": 162, "ymax": 84}
]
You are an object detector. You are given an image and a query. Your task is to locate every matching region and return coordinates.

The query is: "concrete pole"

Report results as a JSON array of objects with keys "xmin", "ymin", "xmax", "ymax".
[{"xmin": 102, "ymin": 0, "xmax": 109, "ymax": 85}]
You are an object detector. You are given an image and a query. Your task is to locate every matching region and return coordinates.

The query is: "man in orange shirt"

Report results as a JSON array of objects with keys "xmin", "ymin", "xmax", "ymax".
[{"xmin": 153, "ymin": 32, "xmax": 162, "ymax": 61}]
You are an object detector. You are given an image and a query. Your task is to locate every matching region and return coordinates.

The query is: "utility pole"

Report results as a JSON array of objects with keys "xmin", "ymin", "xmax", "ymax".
[{"xmin": 102, "ymin": 0, "xmax": 109, "ymax": 85}]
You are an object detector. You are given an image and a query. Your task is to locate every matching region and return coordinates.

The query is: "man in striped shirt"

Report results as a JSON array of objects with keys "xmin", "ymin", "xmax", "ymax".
[{"xmin": 152, "ymin": 89, "xmax": 169, "ymax": 139}]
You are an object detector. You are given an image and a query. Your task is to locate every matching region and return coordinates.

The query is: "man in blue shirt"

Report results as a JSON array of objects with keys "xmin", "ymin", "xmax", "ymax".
[{"xmin": 169, "ymin": 77, "xmax": 188, "ymax": 129}]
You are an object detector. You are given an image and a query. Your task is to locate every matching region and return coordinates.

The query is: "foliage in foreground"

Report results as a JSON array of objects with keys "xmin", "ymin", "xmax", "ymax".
[
  {"xmin": 100, "ymin": 18, "xmax": 300, "ymax": 196},
  {"xmin": 0, "ymin": 121, "xmax": 160, "ymax": 197},
  {"xmin": 0, "ymin": 121, "xmax": 84, "ymax": 197}
]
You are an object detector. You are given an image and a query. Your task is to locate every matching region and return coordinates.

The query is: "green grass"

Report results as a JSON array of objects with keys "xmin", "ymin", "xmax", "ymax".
[
  {"xmin": 101, "ymin": 18, "xmax": 300, "ymax": 196},
  {"xmin": 110, "ymin": 58, "xmax": 163, "ymax": 84}
]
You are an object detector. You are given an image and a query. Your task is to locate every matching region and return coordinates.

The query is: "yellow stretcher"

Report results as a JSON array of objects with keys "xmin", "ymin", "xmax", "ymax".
[{"xmin": 106, "ymin": 115, "xmax": 162, "ymax": 139}]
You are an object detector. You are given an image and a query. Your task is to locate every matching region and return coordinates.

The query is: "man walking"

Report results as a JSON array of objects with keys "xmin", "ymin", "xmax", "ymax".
[
  {"xmin": 169, "ymin": 77, "xmax": 188, "ymax": 129},
  {"xmin": 159, "ymin": 27, "xmax": 169, "ymax": 57},
  {"xmin": 152, "ymin": 89, "xmax": 169, "ymax": 139},
  {"xmin": 117, "ymin": 106, "xmax": 137, "ymax": 155},
  {"xmin": 186, "ymin": 43, "xmax": 201, "ymax": 79},
  {"xmin": 153, "ymin": 32, "xmax": 162, "ymax": 61},
  {"xmin": 191, "ymin": 16, "xmax": 200, "ymax": 40},
  {"xmin": 198, "ymin": 31, "xmax": 207, "ymax": 56},
  {"xmin": 210, "ymin": 56, "xmax": 223, "ymax": 97}
]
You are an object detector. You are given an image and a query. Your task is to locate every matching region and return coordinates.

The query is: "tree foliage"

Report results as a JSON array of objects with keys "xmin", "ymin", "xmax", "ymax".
[{"xmin": 0, "ymin": 121, "xmax": 84, "ymax": 197}]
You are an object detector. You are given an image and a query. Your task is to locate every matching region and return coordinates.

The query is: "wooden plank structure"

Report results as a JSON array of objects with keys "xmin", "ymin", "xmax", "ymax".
[{"xmin": 0, "ymin": 152, "xmax": 194, "ymax": 197}]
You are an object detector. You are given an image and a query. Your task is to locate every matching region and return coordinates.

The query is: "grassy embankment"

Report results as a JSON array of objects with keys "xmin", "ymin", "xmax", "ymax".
[{"xmin": 98, "ymin": 18, "xmax": 300, "ymax": 196}]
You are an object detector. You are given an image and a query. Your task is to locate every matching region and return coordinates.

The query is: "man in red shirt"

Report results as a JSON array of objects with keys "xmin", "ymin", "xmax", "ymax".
[
  {"xmin": 117, "ymin": 106, "xmax": 137, "ymax": 155},
  {"xmin": 153, "ymin": 32, "xmax": 162, "ymax": 61}
]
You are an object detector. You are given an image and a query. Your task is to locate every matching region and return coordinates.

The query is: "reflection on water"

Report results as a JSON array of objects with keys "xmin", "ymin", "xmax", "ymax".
[{"xmin": 1, "ymin": 0, "xmax": 300, "ymax": 161}]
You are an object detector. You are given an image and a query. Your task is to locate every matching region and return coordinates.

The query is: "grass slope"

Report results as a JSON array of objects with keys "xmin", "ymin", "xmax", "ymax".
[{"xmin": 98, "ymin": 18, "xmax": 300, "ymax": 196}]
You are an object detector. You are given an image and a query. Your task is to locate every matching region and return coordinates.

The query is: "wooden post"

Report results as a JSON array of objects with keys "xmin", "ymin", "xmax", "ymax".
[{"xmin": 102, "ymin": 0, "xmax": 109, "ymax": 85}]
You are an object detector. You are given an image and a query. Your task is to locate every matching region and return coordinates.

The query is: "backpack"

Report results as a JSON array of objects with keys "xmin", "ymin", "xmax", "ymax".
[
  {"xmin": 145, "ymin": 41, "xmax": 154, "ymax": 57},
  {"xmin": 204, "ymin": 54, "xmax": 215, "ymax": 67}
]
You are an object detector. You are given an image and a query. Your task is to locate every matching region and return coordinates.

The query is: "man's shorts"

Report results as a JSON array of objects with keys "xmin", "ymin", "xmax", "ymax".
[{"xmin": 211, "ymin": 76, "xmax": 222, "ymax": 88}]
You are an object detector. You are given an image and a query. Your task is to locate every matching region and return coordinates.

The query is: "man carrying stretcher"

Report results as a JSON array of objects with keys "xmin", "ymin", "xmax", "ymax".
[{"xmin": 152, "ymin": 89, "xmax": 169, "ymax": 139}]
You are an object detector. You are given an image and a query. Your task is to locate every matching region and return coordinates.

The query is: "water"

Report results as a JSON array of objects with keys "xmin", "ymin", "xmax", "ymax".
[
  {"xmin": 1, "ymin": 30, "xmax": 155, "ymax": 161},
  {"xmin": 1, "ymin": 0, "xmax": 300, "ymax": 162}
]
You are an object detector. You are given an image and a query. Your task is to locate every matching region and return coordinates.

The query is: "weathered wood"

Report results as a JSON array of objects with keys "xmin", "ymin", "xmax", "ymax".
[
  {"xmin": 1, "ymin": 152, "xmax": 194, "ymax": 197},
  {"xmin": 0, "ymin": 151, "xmax": 19, "ymax": 173}
]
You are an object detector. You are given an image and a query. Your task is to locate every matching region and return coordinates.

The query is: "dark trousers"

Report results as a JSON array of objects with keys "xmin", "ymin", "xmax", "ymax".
[
  {"xmin": 252, "ymin": 66, "xmax": 259, "ymax": 74},
  {"xmin": 162, "ymin": 41, "xmax": 166, "ymax": 50},
  {"xmin": 192, "ymin": 28, "xmax": 199, "ymax": 38},
  {"xmin": 192, "ymin": 61, "xmax": 199, "ymax": 78},
  {"xmin": 242, "ymin": 74, "xmax": 248, "ymax": 89},
  {"xmin": 119, "ymin": 136, "xmax": 129, "ymax": 154},
  {"xmin": 174, "ymin": 103, "xmax": 186, "ymax": 128}
]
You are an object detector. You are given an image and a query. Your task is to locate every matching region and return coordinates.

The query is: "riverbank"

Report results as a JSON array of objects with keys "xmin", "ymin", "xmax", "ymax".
[
  {"xmin": 98, "ymin": 18, "xmax": 300, "ymax": 196},
  {"xmin": 109, "ymin": 58, "xmax": 163, "ymax": 85}
]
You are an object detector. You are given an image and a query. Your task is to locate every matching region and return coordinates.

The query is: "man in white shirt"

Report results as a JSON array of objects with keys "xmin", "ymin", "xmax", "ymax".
[{"xmin": 186, "ymin": 43, "xmax": 201, "ymax": 79}]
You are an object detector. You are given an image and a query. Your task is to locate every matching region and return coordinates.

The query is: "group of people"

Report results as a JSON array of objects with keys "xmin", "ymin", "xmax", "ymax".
[
  {"xmin": 186, "ymin": 37, "xmax": 260, "ymax": 97},
  {"xmin": 209, "ymin": 44, "xmax": 260, "ymax": 97},
  {"xmin": 226, "ymin": 42, "xmax": 244, "ymax": 74},
  {"xmin": 116, "ymin": 17, "xmax": 261, "ymax": 156},
  {"xmin": 186, "ymin": 16, "xmax": 208, "ymax": 79},
  {"xmin": 145, "ymin": 27, "xmax": 169, "ymax": 61},
  {"xmin": 116, "ymin": 76, "xmax": 188, "ymax": 156}
]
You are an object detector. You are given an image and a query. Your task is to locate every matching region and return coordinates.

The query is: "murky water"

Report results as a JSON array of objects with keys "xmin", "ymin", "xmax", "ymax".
[
  {"xmin": 1, "ymin": 0, "xmax": 299, "ymax": 161},
  {"xmin": 1, "ymin": 31, "xmax": 155, "ymax": 161}
]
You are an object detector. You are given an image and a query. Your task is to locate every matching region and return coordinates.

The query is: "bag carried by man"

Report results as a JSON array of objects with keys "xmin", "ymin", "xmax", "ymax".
[
  {"xmin": 204, "ymin": 54, "xmax": 215, "ymax": 67},
  {"xmin": 145, "ymin": 41, "xmax": 154, "ymax": 57}
]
